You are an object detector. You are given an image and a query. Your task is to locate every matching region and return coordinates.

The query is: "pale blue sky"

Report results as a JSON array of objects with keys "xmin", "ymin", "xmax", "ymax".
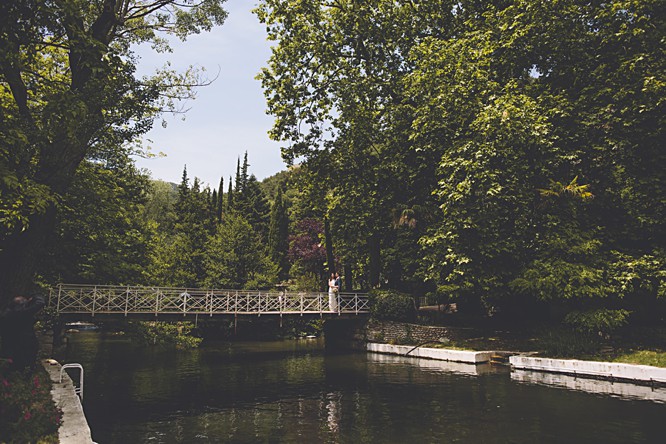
[{"xmin": 133, "ymin": 0, "xmax": 285, "ymax": 189}]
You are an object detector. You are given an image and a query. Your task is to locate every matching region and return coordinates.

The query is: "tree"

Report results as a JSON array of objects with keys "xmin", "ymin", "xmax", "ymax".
[
  {"xmin": 203, "ymin": 213, "xmax": 277, "ymax": 289},
  {"xmin": 268, "ymin": 185, "xmax": 290, "ymax": 281},
  {"xmin": 144, "ymin": 231, "xmax": 197, "ymax": 287},
  {"xmin": 143, "ymin": 180, "xmax": 178, "ymax": 231},
  {"xmin": 173, "ymin": 176, "xmax": 215, "ymax": 285},
  {"xmin": 256, "ymin": 0, "xmax": 453, "ymax": 290},
  {"xmin": 233, "ymin": 156, "xmax": 242, "ymax": 196},
  {"xmin": 216, "ymin": 176, "xmax": 224, "ymax": 221},
  {"xmin": 288, "ymin": 218, "xmax": 327, "ymax": 287},
  {"xmin": 410, "ymin": 0, "xmax": 666, "ymax": 317},
  {"xmin": 226, "ymin": 176, "xmax": 234, "ymax": 210},
  {"xmin": 237, "ymin": 174, "xmax": 270, "ymax": 239},
  {"xmin": 44, "ymin": 151, "xmax": 153, "ymax": 285},
  {"xmin": 257, "ymin": 0, "xmax": 665, "ymax": 319},
  {"xmin": 0, "ymin": 0, "xmax": 227, "ymax": 305}
]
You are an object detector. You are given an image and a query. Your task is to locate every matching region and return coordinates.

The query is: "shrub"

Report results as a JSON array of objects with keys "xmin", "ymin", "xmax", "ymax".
[
  {"xmin": 0, "ymin": 364, "xmax": 61, "ymax": 443},
  {"xmin": 369, "ymin": 290, "xmax": 417, "ymax": 322},
  {"xmin": 290, "ymin": 271, "xmax": 322, "ymax": 292},
  {"xmin": 536, "ymin": 328, "xmax": 603, "ymax": 358},
  {"xmin": 564, "ymin": 308, "xmax": 631, "ymax": 337}
]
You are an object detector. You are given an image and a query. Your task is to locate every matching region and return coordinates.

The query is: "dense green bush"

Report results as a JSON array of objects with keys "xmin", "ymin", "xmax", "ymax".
[
  {"xmin": 0, "ymin": 364, "xmax": 61, "ymax": 443},
  {"xmin": 535, "ymin": 328, "xmax": 604, "ymax": 358},
  {"xmin": 369, "ymin": 290, "xmax": 416, "ymax": 322},
  {"xmin": 564, "ymin": 309, "xmax": 631, "ymax": 337}
]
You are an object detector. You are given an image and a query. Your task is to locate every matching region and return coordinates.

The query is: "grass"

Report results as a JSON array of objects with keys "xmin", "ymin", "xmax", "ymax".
[{"xmin": 602, "ymin": 350, "xmax": 666, "ymax": 367}]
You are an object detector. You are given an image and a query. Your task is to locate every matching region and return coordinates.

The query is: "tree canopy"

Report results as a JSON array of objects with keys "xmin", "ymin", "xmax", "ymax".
[
  {"xmin": 0, "ymin": 0, "xmax": 227, "ymax": 304},
  {"xmin": 256, "ymin": 0, "xmax": 665, "ymax": 320},
  {"xmin": 2, "ymin": 0, "xmax": 663, "ymax": 327}
]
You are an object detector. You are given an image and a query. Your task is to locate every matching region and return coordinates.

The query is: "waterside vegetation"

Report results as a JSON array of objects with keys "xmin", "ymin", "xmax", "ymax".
[{"xmin": 0, "ymin": 362, "xmax": 60, "ymax": 443}]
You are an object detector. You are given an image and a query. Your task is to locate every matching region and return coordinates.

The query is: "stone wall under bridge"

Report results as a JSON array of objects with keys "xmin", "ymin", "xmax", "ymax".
[{"xmin": 324, "ymin": 319, "xmax": 479, "ymax": 351}]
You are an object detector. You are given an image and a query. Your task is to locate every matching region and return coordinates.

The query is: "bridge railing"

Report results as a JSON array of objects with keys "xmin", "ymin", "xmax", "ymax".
[{"xmin": 51, "ymin": 284, "xmax": 369, "ymax": 317}]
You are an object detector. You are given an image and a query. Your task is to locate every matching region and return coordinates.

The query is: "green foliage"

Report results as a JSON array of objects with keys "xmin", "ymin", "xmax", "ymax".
[
  {"xmin": 143, "ymin": 180, "xmax": 178, "ymax": 230},
  {"xmin": 290, "ymin": 272, "xmax": 321, "ymax": 292},
  {"xmin": 608, "ymin": 251, "xmax": 666, "ymax": 301},
  {"xmin": 610, "ymin": 350, "xmax": 666, "ymax": 368},
  {"xmin": 369, "ymin": 290, "xmax": 416, "ymax": 322},
  {"xmin": 0, "ymin": 0, "xmax": 228, "ymax": 303},
  {"xmin": 538, "ymin": 177, "xmax": 593, "ymax": 200},
  {"xmin": 203, "ymin": 213, "xmax": 277, "ymax": 289},
  {"xmin": 43, "ymin": 155, "xmax": 153, "ymax": 285},
  {"xmin": 0, "ymin": 171, "xmax": 55, "ymax": 241},
  {"xmin": 140, "ymin": 155, "xmax": 281, "ymax": 290},
  {"xmin": 0, "ymin": 366, "xmax": 61, "ymax": 443},
  {"xmin": 144, "ymin": 231, "xmax": 198, "ymax": 287},
  {"xmin": 130, "ymin": 321, "xmax": 202, "ymax": 349},
  {"xmin": 34, "ymin": 305, "xmax": 60, "ymax": 333},
  {"xmin": 564, "ymin": 309, "xmax": 631, "ymax": 336},
  {"xmin": 256, "ymin": 0, "xmax": 665, "ymax": 321},
  {"xmin": 235, "ymin": 175, "xmax": 270, "ymax": 240},
  {"xmin": 268, "ymin": 185, "xmax": 290, "ymax": 281},
  {"xmin": 532, "ymin": 329, "xmax": 604, "ymax": 358}
]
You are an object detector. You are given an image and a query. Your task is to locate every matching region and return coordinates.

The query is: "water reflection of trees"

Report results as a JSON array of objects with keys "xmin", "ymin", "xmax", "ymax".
[{"xmin": 65, "ymin": 335, "xmax": 666, "ymax": 443}]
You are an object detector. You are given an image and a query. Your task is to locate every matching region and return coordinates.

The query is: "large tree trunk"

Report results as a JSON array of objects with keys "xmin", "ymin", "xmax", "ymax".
[{"xmin": 344, "ymin": 263, "xmax": 353, "ymax": 292}]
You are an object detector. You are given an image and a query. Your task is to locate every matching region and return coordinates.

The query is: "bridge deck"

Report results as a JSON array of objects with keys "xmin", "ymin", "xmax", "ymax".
[{"xmin": 51, "ymin": 284, "xmax": 370, "ymax": 318}]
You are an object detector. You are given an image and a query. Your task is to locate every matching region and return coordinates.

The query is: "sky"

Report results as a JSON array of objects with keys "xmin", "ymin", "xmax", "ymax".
[{"xmin": 132, "ymin": 0, "xmax": 285, "ymax": 189}]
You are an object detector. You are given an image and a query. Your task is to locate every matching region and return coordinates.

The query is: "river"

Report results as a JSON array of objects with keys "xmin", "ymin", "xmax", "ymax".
[{"xmin": 59, "ymin": 332, "xmax": 665, "ymax": 443}]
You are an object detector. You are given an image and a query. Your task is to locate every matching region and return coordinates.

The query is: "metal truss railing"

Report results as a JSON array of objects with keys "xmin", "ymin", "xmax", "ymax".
[{"xmin": 51, "ymin": 284, "xmax": 370, "ymax": 317}]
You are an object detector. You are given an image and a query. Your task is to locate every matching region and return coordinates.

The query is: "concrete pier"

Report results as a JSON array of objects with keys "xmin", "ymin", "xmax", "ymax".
[{"xmin": 42, "ymin": 359, "xmax": 94, "ymax": 444}]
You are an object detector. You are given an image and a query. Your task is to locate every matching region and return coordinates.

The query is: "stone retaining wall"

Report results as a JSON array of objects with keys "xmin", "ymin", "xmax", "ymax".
[{"xmin": 364, "ymin": 320, "xmax": 475, "ymax": 345}]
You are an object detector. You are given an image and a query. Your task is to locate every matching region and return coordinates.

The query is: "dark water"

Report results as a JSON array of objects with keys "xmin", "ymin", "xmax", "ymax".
[{"xmin": 60, "ymin": 332, "xmax": 666, "ymax": 443}]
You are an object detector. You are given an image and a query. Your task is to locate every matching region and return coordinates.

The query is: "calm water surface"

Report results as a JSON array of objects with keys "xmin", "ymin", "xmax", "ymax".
[{"xmin": 60, "ymin": 332, "xmax": 665, "ymax": 443}]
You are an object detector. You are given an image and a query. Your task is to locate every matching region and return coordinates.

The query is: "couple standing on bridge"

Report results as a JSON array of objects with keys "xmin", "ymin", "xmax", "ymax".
[{"xmin": 328, "ymin": 273, "xmax": 341, "ymax": 312}]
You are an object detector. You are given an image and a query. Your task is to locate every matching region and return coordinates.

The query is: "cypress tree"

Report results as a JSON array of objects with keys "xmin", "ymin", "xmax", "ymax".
[
  {"xmin": 240, "ymin": 174, "xmax": 269, "ymax": 239},
  {"xmin": 234, "ymin": 157, "xmax": 241, "ymax": 195},
  {"xmin": 211, "ymin": 189, "xmax": 218, "ymax": 218},
  {"xmin": 268, "ymin": 185, "xmax": 290, "ymax": 281},
  {"xmin": 175, "ymin": 165, "xmax": 190, "ymax": 225},
  {"xmin": 227, "ymin": 175, "xmax": 234, "ymax": 210},
  {"xmin": 217, "ymin": 176, "xmax": 224, "ymax": 220},
  {"xmin": 240, "ymin": 151, "xmax": 249, "ymax": 192}
]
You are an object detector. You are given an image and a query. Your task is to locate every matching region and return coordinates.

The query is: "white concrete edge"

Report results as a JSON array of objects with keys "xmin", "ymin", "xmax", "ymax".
[
  {"xmin": 366, "ymin": 342, "xmax": 496, "ymax": 363},
  {"xmin": 509, "ymin": 355, "xmax": 666, "ymax": 384},
  {"xmin": 42, "ymin": 359, "xmax": 94, "ymax": 444},
  {"xmin": 511, "ymin": 369, "xmax": 666, "ymax": 402}
]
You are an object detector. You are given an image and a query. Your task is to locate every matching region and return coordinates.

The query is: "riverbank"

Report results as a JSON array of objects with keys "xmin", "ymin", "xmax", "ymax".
[
  {"xmin": 366, "ymin": 341, "xmax": 666, "ymax": 386},
  {"xmin": 364, "ymin": 319, "xmax": 666, "ymax": 367},
  {"xmin": 42, "ymin": 359, "xmax": 94, "ymax": 444}
]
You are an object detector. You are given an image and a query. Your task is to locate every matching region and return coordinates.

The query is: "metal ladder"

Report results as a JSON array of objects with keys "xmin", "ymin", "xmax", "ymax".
[{"xmin": 60, "ymin": 363, "xmax": 84, "ymax": 401}]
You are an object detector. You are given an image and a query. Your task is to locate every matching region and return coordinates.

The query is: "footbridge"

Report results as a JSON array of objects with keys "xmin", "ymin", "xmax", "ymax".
[{"xmin": 50, "ymin": 284, "xmax": 370, "ymax": 320}]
